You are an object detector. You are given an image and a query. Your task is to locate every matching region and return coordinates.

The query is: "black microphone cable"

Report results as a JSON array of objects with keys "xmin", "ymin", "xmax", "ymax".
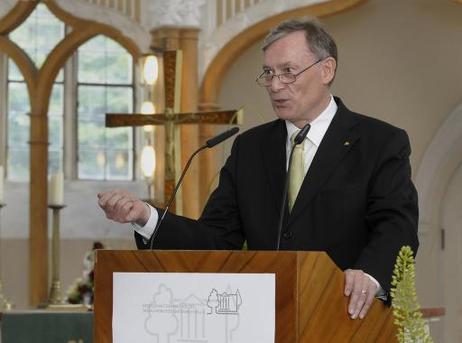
[
  {"xmin": 149, "ymin": 127, "xmax": 239, "ymax": 249},
  {"xmin": 275, "ymin": 123, "xmax": 310, "ymax": 250}
]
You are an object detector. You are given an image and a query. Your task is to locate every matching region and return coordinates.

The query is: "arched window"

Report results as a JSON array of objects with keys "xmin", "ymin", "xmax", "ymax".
[
  {"xmin": 2, "ymin": 3, "xmax": 135, "ymax": 181},
  {"xmin": 6, "ymin": 4, "xmax": 65, "ymax": 180}
]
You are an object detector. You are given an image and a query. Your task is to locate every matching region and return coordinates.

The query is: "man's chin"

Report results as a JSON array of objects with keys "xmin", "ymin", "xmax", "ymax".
[{"xmin": 274, "ymin": 109, "xmax": 294, "ymax": 121}]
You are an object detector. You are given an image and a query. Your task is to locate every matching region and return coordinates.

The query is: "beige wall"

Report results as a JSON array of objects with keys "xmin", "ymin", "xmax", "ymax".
[
  {"xmin": 218, "ymin": 0, "xmax": 462, "ymax": 341},
  {"xmin": 219, "ymin": 0, "xmax": 462, "ymax": 172}
]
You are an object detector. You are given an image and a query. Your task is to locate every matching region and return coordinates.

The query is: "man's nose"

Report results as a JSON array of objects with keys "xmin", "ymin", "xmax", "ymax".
[{"xmin": 269, "ymin": 75, "xmax": 286, "ymax": 92}]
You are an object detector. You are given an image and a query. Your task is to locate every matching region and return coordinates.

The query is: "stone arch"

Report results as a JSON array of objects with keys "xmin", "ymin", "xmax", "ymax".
[
  {"xmin": 414, "ymin": 102, "xmax": 462, "ymax": 339},
  {"xmin": 199, "ymin": 0, "xmax": 367, "ymax": 106},
  {"xmin": 415, "ymin": 103, "xmax": 462, "ymax": 233},
  {"xmin": 52, "ymin": 0, "xmax": 150, "ymax": 52},
  {"xmin": 47, "ymin": 0, "xmax": 143, "ymax": 56}
]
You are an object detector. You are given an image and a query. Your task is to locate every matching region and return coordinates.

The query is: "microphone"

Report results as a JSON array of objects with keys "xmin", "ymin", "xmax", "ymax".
[
  {"xmin": 149, "ymin": 127, "xmax": 240, "ymax": 249},
  {"xmin": 275, "ymin": 123, "xmax": 311, "ymax": 250},
  {"xmin": 206, "ymin": 127, "xmax": 239, "ymax": 148}
]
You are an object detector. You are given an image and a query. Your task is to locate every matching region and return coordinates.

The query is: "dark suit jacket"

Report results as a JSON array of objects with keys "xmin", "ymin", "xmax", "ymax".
[{"xmin": 136, "ymin": 97, "xmax": 419, "ymax": 294}]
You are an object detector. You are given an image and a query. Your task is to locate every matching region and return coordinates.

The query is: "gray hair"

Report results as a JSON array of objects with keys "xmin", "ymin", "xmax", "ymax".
[{"xmin": 262, "ymin": 18, "xmax": 338, "ymax": 64}]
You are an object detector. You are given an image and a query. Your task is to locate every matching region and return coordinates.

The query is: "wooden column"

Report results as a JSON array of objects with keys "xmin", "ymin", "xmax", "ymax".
[
  {"xmin": 29, "ymin": 107, "xmax": 49, "ymax": 306},
  {"xmin": 178, "ymin": 28, "xmax": 200, "ymax": 219},
  {"xmin": 150, "ymin": 27, "xmax": 201, "ymax": 219},
  {"xmin": 198, "ymin": 103, "xmax": 221, "ymax": 207}
]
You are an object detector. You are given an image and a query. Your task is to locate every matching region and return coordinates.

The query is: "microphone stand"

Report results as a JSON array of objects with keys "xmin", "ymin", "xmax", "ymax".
[
  {"xmin": 149, "ymin": 127, "xmax": 239, "ymax": 250},
  {"xmin": 149, "ymin": 145, "xmax": 206, "ymax": 249},
  {"xmin": 275, "ymin": 123, "xmax": 311, "ymax": 250},
  {"xmin": 275, "ymin": 145, "xmax": 297, "ymax": 250}
]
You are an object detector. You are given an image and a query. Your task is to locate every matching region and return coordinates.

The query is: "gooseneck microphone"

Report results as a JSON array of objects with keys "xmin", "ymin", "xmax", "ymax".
[
  {"xmin": 149, "ymin": 126, "xmax": 240, "ymax": 249},
  {"xmin": 275, "ymin": 123, "xmax": 311, "ymax": 250},
  {"xmin": 206, "ymin": 127, "xmax": 239, "ymax": 148}
]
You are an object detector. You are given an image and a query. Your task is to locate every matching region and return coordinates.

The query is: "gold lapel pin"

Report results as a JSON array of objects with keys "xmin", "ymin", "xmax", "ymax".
[{"xmin": 344, "ymin": 141, "xmax": 350, "ymax": 146}]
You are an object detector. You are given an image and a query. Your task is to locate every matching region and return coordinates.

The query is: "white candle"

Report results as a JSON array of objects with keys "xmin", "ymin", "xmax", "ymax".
[
  {"xmin": 49, "ymin": 172, "xmax": 64, "ymax": 206},
  {"xmin": 0, "ymin": 166, "xmax": 4, "ymax": 204}
]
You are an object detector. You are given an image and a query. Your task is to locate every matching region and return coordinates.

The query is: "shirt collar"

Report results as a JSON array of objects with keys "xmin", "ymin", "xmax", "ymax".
[{"xmin": 285, "ymin": 95, "xmax": 337, "ymax": 148}]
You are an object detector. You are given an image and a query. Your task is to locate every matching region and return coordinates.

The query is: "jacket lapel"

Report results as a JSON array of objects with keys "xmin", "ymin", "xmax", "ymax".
[
  {"xmin": 261, "ymin": 120, "xmax": 287, "ymax": 213},
  {"xmin": 287, "ymin": 99, "xmax": 360, "ymax": 226}
]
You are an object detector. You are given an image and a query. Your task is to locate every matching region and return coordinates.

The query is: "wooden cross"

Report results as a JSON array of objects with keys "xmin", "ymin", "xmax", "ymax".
[{"xmin": 105, "ymin": 50, "xmax": 242, "ymax": 214}]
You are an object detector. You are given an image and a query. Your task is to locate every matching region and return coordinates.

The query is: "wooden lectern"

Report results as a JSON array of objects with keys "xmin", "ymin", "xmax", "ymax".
[{"xmin": 94, "ymin": 250, "xmax": 397, "ymax": 342}]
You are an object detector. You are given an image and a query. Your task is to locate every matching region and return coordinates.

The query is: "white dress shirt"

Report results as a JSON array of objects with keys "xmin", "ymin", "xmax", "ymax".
[{"xmin": 285, "ymin": 95, "xmax": 337, "ymax": 172}]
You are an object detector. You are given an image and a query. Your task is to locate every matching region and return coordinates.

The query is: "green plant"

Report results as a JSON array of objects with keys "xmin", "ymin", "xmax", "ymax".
[{"xmin": 390, "ymin": 246, "xmax": 433, "ymax": 343}]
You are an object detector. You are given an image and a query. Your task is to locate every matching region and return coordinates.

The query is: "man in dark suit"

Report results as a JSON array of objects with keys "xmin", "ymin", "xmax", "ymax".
[{"xmin": 98, "ymin": 18, "xmax": 418, "ymax": 320}]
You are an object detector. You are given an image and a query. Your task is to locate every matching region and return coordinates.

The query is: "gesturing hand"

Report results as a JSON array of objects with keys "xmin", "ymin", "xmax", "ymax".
[
  {"xmin": 97, "ymin": 190, "xmax": 150, "ymax": 226},
  {"xmin": 344, "ymin": 269, "xmax": 378, "ymax": 319}
]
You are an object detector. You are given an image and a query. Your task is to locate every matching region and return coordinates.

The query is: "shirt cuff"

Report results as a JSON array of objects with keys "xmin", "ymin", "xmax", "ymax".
[
  {"xmin": 130, "ymin": 203, "xmax": 158, "ymax": 240},
  {"xmin": 364, "ymin": 273, "xmax": 387, "ymax": 299}
]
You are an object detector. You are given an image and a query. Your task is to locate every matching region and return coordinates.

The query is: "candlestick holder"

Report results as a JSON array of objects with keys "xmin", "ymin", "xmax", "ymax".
[
  {"xmin": 46, "ymin": 204, "xmax": 66, "ymax": 306},
  {"xmin": 0, "ymin": 203, "xmax": 13, "ymax": 310}
]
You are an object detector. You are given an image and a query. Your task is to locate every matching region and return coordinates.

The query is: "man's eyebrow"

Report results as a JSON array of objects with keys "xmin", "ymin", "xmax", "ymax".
[{"xmin": 262, "ymin": 62, "xmax": 296, "ymax": 70}]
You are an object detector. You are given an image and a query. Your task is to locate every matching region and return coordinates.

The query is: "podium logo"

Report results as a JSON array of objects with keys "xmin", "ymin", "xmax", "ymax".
[
  {"xmin": 207, "ymin": 288, "xmax": 242, "ymax": 315},
  {"xmin": 142, "ymin": 284, "xmax": 242, "ymax": 343}
]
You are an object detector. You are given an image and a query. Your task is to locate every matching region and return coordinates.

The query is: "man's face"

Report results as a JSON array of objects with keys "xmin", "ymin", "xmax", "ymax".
[{"xmin": 262, "ymin": 31, "xmax": 335, "ymax": 126}]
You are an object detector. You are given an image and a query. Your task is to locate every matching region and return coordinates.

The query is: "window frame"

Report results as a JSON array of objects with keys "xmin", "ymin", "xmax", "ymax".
[
  {"xmin": 1, "ymin": 33, "xmax": 140, "ymax": 182},
  {"xmin": 74, "ymin": 35, "xmax": 137, "ymax": 181},
  {"xmin": 0, "ymin": 54, "xmax": 7, "ymax": 170}
]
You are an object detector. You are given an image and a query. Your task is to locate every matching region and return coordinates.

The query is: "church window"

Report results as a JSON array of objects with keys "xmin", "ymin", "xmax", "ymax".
[
  {"xmin": 77, "ymin": 36, "xmax": 134, "ymax": 180},
  {"xmin": 6, "ymin": 4, "xmax": 65, "ymax": 181},
  {"xmin": 3, "ymin": 4, "xmax": 135, "ymax": 181}
]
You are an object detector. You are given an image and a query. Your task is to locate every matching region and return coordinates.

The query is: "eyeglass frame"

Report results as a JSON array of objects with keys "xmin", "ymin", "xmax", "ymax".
[{"xmin": 255, "ymin": 58, "xmax": 324, "ymax": 87}]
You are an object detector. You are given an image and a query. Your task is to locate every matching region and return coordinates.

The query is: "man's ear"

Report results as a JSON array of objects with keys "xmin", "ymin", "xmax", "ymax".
[{"xmin": 321, "ymin": 57, "xmax": 337, "ymax": 85}]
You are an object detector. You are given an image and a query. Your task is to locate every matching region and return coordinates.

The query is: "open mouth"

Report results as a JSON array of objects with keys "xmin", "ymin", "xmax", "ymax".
[{"xmin": 273, "ymin": 99, "xmax": 289, "ymax": 107}]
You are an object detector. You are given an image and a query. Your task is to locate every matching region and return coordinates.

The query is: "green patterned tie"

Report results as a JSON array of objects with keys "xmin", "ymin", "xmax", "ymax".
[{"xmin": 288, "ymin": 131, "xmax": 305, "ymax": 212}]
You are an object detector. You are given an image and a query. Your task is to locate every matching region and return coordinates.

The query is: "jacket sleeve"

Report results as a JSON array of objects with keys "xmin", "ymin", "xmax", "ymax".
[{"xmin": 354, "ymin": 128, "xmax": 419, "ymax": 294}]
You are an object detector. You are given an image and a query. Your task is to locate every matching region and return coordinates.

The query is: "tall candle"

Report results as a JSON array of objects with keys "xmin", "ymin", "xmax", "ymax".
[
  {"xmin": 49, "ymin": 172, "xmax": 64, "ymax": 206},
  {"xmin": 0, "ymin": 166, "xmax": 4, "ymax": 204}
]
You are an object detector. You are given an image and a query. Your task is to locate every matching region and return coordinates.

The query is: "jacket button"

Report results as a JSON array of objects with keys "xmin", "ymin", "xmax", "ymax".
[{"xmin": 283, "ymin": 231, "xmax": 293, "ymax": 239}]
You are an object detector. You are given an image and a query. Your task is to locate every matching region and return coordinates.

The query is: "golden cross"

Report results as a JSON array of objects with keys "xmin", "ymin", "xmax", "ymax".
[{"xmin": 105, "ymin": 50, "xmax": 242, "ymax": 213}]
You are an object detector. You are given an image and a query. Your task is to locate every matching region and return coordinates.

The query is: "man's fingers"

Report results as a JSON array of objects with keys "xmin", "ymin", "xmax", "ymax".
[
  {"xmin": 114, "ymin": 200, "xmax": 133, "ymax": 221},
  {"xmin": 348, "ymin": 272, "xmax": 364, "ymax": 317},
  {"xmin": 346, "ymin": 270, "xmax": 377, "ymax": 319},
  {"xmin": 97, "ymin": 190, "xmax": 133, "ymax": 222},
  {"xmin": 346, "ymin": 270, "xmax": 374, "ymax": 319},
  {"xmin": 359, "ymin": 283, "xmax": 376, "ymax": 319},
  {"xmin": 352, "ymin": 284, "xmax": 368, "ymax": 319},
  {"xmin": 114, "ymin": 196, "xmax": 132, "ymax": 213},
  {"xmin": 99, "ymin": 190, "xmax": 121, "ymax": 208},
  {"xmin": 344, "ymin": 269, "xmax": 354, "ymax": 296},
  {"xmin": 107, "ymin": 192, "xmax": 128, "ymax": 209},
  {"xmin": 97, "ymin": 191, "xmax": 112, "ymax": 207},
  {"xmin": 120, "ymin": 200, "xmax": 134, "ymax": 214}
]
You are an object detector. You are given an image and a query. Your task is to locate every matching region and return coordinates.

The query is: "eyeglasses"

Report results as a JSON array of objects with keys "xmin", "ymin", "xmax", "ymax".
[{"xmin": 255, "ymin": 59, "xmax": 322, "ymax": 87}]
